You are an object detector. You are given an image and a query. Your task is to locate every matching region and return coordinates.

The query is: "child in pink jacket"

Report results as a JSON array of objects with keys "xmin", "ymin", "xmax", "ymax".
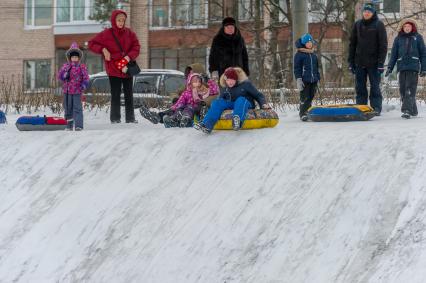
[
  {"xmin": 163, "ymin": 73, "xmax": 219, "ymax": 127},
  {"xmin": 58, "ymin": 42, "xmax": 89, "ymax": 130}
]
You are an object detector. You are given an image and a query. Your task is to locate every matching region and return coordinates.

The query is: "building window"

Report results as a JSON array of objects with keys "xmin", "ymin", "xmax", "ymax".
[
  {"xmin": 150, "ymin": 48, "xmax": 207, "ymax": 71},
  {"xmin": 172, "ymin": 0, "xmax": 205, "ymax": 26},
  {"xmin": 238, "ymin": 0, "xmax": 262, "ymax": 21},
  {"xmin": 150, "ymin": 0, "xmax": 207, "ymax": 28},
  {"xmin": 209, "ymin": 0, "xmax": 223, "ymax": 22},
  {"xmin": 24, "ymin": 60, "xmax": 52, "ymax": 90},
  {"xmin": 310, "ymin": 0, "xmax": 338, "ymax": 13},
  {"xmin": 152, "ymin": 0, "xmax": 169, "ymax": 27},
  {"xmin": 56, "ymin": 0, "xmax": 91, "ymax": 23},
  {"xmin": 25, "ymin": 0, "xmax": 52, "ymax": 27},
  {"xmin": 383, "ymin": 0, "xmax": 400, "ymax": 13}
]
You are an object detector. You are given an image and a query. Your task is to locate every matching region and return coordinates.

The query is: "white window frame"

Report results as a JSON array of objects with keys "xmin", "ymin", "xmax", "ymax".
[
  {"xmin": 54, "ymin": 0, "xmax": 96, "ymax": 24},
  {"xmin": 24, "ymin": 0, "xmax": 52, "ymax": 29},
  {"xmin": 149, "ymin": 0, "xmax": 208, "ymax": 30}
]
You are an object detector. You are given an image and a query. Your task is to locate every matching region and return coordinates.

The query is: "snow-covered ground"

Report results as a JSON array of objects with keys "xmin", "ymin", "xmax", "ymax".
[{"xmin": 1, "ymin": 103, "xmax": 426, "ymax": 283}]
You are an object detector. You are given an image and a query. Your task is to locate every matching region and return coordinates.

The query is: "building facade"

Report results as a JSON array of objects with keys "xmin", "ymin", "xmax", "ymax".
[{"xmin": 0, "ymin": 0, "xmax": 421, "ymax": 90}]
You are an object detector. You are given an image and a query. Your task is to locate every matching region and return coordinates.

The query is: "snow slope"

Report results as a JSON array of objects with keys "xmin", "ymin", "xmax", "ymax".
[{"xmin": 1, "ymin": 105, "xmax": 426, "ymax": 283}]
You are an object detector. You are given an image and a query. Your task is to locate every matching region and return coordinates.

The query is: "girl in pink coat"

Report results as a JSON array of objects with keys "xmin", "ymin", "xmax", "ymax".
[
  {"xmin": 163, "ymin": 73, "xmax": 219, "ymax": 127},
  {"xmin": 58, "ymin": 42, "xmax": 89, "ymax": 131}
]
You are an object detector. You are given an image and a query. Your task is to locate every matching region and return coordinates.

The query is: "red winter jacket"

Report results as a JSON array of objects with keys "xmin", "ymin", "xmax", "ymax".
[{"xmin": 88, "ymin": 10, "xmax": 141, "ymax": 78}]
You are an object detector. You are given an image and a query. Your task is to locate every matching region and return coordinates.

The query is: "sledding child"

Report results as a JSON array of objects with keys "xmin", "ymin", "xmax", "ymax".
[
  {"xmin": 386, "ymin": 18, "xmax": 426, "ymax": 119},
  {"xmin": 293, "ymin": 33, "xmax": 320, "ymax": 121},
  {"xmin": 140, "ymin": 73, "xmax": 219, "ymax": 128},
  {"xmin": 140, "ymin": 64, "xmax": 218, "ymax": 125},
  {"xmin": 194, "ymin": 67, "xmax": 270, "ymax": 134},
  {"xmin": 58, "ymin": 42, "xmax": 89, "ymax": 130}
]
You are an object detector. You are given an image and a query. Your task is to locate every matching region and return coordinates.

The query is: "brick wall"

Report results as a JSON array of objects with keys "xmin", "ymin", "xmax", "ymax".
[{"xmin": 0, "ymin": 0, "xmax": 55, "ymax": 78}]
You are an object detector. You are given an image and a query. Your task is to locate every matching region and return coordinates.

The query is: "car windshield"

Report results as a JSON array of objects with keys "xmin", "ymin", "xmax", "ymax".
[
  {"xmin": 89, "ymin": 77, "xmax": 111, "ymax": 93},
  {"xmin": 134, "ymin": 75, "xmax": 160, "ymax": 94}
]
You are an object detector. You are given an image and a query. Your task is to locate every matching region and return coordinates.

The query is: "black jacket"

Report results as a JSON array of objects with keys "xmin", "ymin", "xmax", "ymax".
[
  {"xmin": 348, "ymin": 14, "xmax": 388, "ymax": 68},
  {"xmin": 209, "ymin": 27, "xmax": 249, "ymax": 77}
]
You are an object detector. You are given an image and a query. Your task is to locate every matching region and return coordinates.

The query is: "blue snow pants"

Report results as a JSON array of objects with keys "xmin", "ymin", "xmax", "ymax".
[{"xmin": 202, "ymin": 97, "xmax": 253, "ymax": 130}]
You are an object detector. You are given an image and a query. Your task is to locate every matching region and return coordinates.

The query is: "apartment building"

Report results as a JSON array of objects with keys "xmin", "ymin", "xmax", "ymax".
[{"xmin": 0, "ymin": 0, "xmax": 421, "ymax": 90}]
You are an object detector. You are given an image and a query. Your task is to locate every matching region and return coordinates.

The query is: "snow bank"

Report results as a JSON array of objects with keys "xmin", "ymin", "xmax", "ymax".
[{"xmin": 1, "ymin": 105, "xmax": 426, "ymax": 282}]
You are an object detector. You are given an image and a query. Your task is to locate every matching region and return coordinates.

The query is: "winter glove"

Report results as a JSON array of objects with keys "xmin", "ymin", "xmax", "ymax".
[
  {"xmin": 385, "ymin": 69, "xmax": 391, "ymax": 77},
  {"xmin": 63, "ymin": 72, "xmax": 70, "ymax": 80},
  {"xmin": 420, "ymin": 71, "xmax": 426, "ymax": 77},
  {"xmin": 348, "ymin": 64, "xmax": 356, "ymax": 75},
  {"xmin": 296, "ymin": 78, "xmax": 304, "ymax": 92},
  {"xmin": 115, "ymin": 58, "xmax": 128, "ymax": 70},
  {"xmin": 211, "ymin": 71, "xmax": 219, "ymax": 81}
]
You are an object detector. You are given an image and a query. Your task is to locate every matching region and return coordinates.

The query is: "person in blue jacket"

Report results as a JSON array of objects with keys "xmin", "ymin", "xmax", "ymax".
[
  {"xmin": 293, "ymin": 33, "xmax": 320, "ymax": 121},
  {"xmin": 386, "ymin": 18, "xmax": 426, "ymax": 119},
  {"xmin": 194, "ymin": 67, "xmax": 270, "ymax": 134}
]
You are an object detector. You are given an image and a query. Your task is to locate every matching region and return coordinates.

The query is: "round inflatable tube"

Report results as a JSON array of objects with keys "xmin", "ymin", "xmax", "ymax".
[
  {"xmin": 307, "ymin": 104, "xmax": 376, "ymax": 122},
  {"xmin": 16, "ymin": 116, "xmax": 67, "ymax": 131},
  {"xmin": 16, "ymin": 124, "xmax": 67, "ymax": 131},
  {"xmin": 213, "ymin": 109, "xmax": 279, "ymax": 130}
]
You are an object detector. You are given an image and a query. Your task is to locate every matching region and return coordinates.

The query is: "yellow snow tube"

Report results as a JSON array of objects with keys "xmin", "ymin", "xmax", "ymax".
[{"xmin": 213, "ymin": 109, "xmax": 279, "ymax": 130}]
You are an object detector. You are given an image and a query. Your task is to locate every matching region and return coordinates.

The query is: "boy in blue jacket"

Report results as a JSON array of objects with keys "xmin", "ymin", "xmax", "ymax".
[
  {"xmin": 194, "ymin": 67, "xmax": 270, "ymax": 134},
  {"xmin": 386, "ymin": 18, "xmax": 426, "ymax": 119},
  {"xmin": 293, "ymin": 33, "xmax": 320, "ymax": 121}
]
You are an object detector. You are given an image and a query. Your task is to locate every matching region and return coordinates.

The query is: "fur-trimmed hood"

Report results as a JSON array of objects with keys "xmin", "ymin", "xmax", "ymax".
[
  {"xmin": 219, "ymin": 67, "xmax": 248, "ymax": 87},
  {"xmin": 398, "ymin": 18, "xmax": 418, "ymax": 33}
]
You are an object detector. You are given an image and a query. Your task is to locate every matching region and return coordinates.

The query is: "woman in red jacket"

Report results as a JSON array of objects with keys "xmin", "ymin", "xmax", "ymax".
[{"xmin": 89, "ymin": 10, "xmax": 141, "ymax": 123}]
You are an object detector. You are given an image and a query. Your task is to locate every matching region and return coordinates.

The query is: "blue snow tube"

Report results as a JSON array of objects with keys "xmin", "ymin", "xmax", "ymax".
[
  {"xmin": 307, "ymin": 104, "xmax": 376, "ymax": 122},
  {"xmin": 16, "ymin": 116, "xmax": 67, "ymax": 131}
]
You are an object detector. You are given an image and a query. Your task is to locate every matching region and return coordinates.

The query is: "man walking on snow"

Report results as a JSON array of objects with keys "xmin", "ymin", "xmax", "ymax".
[{"xmin": 348, "ymin": 3, "xmax": 388, "ymax": 116}]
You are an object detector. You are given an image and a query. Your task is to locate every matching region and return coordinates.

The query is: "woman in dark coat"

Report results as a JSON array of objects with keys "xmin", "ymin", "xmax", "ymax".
[
  {"xmin": 89, "ymin": 10, "xmax": 141, "ymax": 123},
  {"xmin": 208, "ymin": 17, "xmax": 249, "ymax": 80},
  {"xmin": 386, "ymin": 18, "xmax": 426, "ymax": 118}
]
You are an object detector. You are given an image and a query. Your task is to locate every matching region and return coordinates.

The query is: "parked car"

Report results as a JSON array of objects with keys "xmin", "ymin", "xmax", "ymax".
[{"xmin": 85, "ymin": 69, "xmax": 186, "ymax": 108}]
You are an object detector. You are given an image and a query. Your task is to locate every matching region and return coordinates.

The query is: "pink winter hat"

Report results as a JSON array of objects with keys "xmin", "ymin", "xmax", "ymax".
[{"xmin": 66, "ymin": 42, "xmax": 83, "ymax": 60}]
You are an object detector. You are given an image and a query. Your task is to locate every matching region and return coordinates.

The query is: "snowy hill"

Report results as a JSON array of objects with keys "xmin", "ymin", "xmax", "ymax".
[{"xmin": 1, "ymin": 106, "xmax": 426, "ymax": 283}]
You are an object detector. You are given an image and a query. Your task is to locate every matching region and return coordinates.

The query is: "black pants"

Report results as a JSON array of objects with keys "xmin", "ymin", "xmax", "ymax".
[
  {"xmin": 109, "ymin": 76, "xmax": 135, "ymax": 122},
  {"xmin": 355, "ymin": 66, "xmax": 382, "ymax": 113},
  {"xmin": 399, "ymin": 71, "xmax": 418, "ymax": 116},
  {"xmin": 299, "ymin": 82, "xmax": 317, "ymax": 117}
]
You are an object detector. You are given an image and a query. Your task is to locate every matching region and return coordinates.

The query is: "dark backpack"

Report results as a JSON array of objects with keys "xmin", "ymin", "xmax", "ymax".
[{"xmin": 0, "ymin": 110, "xmax": 6, "ymax": 124}]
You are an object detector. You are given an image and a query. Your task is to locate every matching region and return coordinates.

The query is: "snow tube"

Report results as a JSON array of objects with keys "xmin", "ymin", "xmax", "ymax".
[
  {"xmin": 307, "ymin": 104, "xmax": 376, "ymax": 122},
  {"xmin": 214, "ymin": 109, "xmax": 279, "ymax": 130},
  {"xmin": 16, "ymin": 116, "xmax": 67, "ymax": 131}
]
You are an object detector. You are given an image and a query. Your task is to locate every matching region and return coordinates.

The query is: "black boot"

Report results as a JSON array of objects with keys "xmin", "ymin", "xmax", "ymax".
[{"xmin": 139, "ymin": 105, "xmax": 160, "ymax": 124}]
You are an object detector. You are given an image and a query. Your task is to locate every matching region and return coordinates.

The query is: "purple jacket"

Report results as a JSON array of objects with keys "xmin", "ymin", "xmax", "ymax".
[
  {"xmin": 171, "ymin": 73, "xmax": 219, "ymax": 111},
  {"xmin": 58, "ymin": 62, "xmax": 90, "ymax": 95}
]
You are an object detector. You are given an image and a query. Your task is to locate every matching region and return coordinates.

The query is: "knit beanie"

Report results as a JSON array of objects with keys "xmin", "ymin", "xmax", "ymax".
[
  {"xmin": 224, "ymin": 68, "xmax": 238, "ymax": 81},
  {"xmin": 300, "ymin": 33, "xmax": 314, "ymax": 45},
  {"xmin": 362, "ymin": 3, "xmax": 376, "ymax": 14}
]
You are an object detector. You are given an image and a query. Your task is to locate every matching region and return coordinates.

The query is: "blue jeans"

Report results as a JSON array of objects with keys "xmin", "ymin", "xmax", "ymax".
[
  {"xmin": 202, "ymin": 97, "xmax": 253, "ymax": 130},
  {"xmin": 355, "ymin": 66, "xmax": 382, "ymax": 113},
  {"xmin": 64, "ymin": 93, "xmax": 83, "ymax": 129}
]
